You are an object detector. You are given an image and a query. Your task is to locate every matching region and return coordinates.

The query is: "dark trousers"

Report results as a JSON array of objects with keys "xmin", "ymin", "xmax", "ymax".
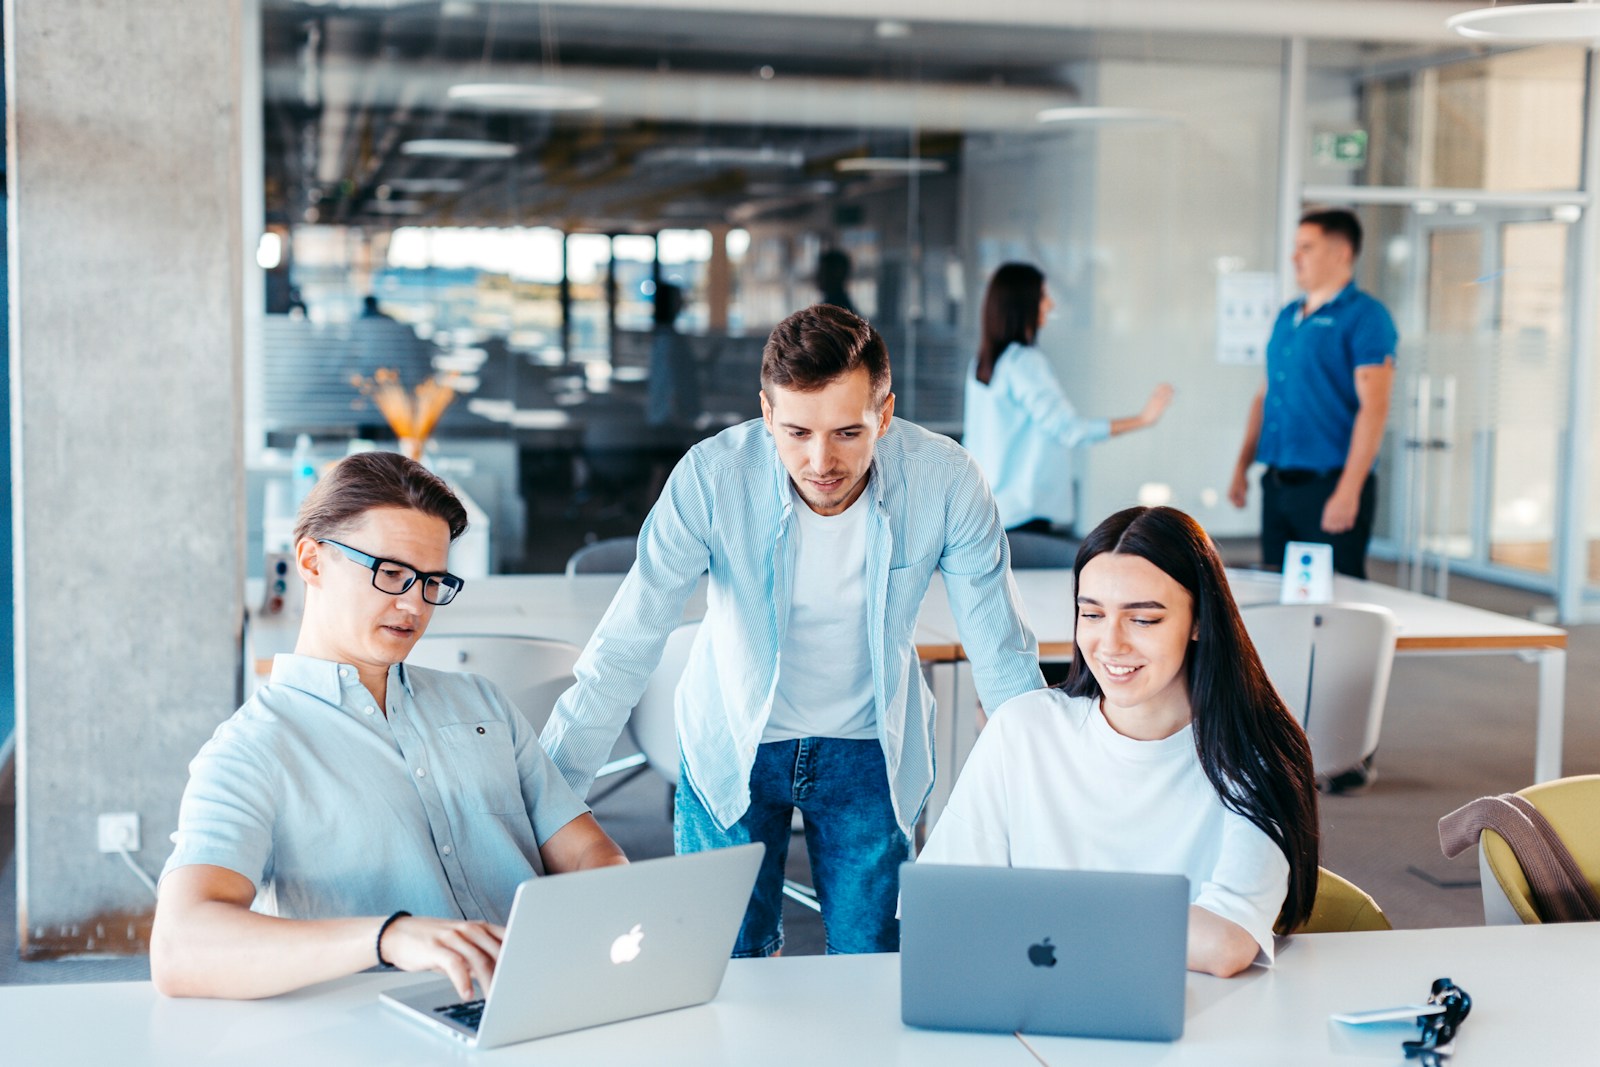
[
  {"xmin": 1006, "ymin": 518, "xmax": 1073, "ymax": 537},
  {"xmin": 1260, "ymin": 470, "xmax": 1377, "ymax": 579}
]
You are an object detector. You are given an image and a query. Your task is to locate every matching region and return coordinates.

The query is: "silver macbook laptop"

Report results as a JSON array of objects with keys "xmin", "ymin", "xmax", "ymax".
[
  {"xmin": 381, "ymin": 843, "xmax": 763, "ymax": 1050},
  {"xmin": 899, "ymin": 864, "xmax": 1189, "ymax": 1042}
]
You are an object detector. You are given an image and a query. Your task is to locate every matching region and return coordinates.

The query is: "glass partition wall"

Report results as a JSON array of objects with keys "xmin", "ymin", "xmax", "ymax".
[
  {"xmin": 1306, "ymin": 43, "xmax": 1594, "ymax": 611},
  {"xmin": 251, "ymin": 5, "xmax": 1600, "ymax": 614},
  {"xmin": 257, "ymin": 3, "xmax": 1047, "ymax": 571}
]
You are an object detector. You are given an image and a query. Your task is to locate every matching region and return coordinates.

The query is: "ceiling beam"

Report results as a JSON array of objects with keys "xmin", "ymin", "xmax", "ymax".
[
  {"xmin": 420, "ymin": 0, "xmax": 1486, "ymax": 46},
  {"xmin": 266, "ymin": 57, "xmax": 1086, "ymax": 133}
]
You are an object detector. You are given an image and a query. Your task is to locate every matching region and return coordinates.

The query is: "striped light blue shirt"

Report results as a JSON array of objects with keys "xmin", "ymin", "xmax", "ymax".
[
  {"xmin": 540, "ymin": 417, "xmax": 1044, "ymax": 834},
  {"xmin": 963, "ymin": 343, "xmax": 1111, "ymax": 529},
  {"xmin": 162, "ymin": 655, "xmax": 589, "ymax": 926}
]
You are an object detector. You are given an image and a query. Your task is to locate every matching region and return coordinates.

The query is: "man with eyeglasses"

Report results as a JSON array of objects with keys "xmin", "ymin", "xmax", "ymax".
[{"xmin": 151, "ymin": 451, "xmax": 625, "ymax": 1000}]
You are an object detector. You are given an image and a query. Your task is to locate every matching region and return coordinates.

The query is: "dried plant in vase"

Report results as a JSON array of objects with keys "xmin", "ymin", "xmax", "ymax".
[{"xmin": 350, "ymin": 368, "xmax": 459, "ymax": 460}]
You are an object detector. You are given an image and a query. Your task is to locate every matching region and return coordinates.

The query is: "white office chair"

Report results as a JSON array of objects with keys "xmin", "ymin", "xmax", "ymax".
[
  {"xmin": 628, "ymin": 621, "xmax": 819, "ymax": 912},
  {"xmin": 1240, "ymin": 603, "xmax": 1397, "ymax": 783},
  {"xmin": 405, "ymin": 634, "xmax": 581, "ymax": 734},
  {"xmin": 408, "ymin": 632, "xmax": 654, "ymax": 800},
  {"xmin": 565, "ymin": 536, "xmax": 638, "ymax": 576},
  {"xmin": 628, "ymin": 621, "xmax": 698, "ymax": 789}
]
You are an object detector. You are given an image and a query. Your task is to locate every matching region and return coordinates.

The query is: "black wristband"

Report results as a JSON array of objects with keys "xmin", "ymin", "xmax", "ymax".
[{"xmin": 376, "ymin": 910, "xmax": 411, "ymax": 968}]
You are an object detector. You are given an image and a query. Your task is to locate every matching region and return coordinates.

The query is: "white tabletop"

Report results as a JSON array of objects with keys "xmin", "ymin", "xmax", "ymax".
[
  {"xmin": 253, "ymin": 565, "xmax": 1563, "ymax": 665},
  {"xmin": 921, "ymin": 567, "xmax": 1567, "ymax": 656},
  {"xmin": 251, "ymin": 572, "xmax": 967, "ymax": 666},
  {"xmin": 2, "ymin": 923, "xmax": 1591, "ymax": 1065},
  {"xmin": 1026, "ymin": 922, "xmax": 1595, "ymax": 1064},
  {"xmin": 247, "ymin": 565, "xmax": 1570, "ymax": 781},
  {"xmin": 918, "ymin": 566, "xmax": 1571, "ymax": 785},
  {"xmin": 0, "ymin": 955, "xmax": 1028, "ymax": 1067}
]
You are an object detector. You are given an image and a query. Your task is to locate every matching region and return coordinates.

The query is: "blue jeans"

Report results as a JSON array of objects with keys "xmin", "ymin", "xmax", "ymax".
[{"xmin": 675, "ymin": 737, "xmax": 909, "ymax": 958}]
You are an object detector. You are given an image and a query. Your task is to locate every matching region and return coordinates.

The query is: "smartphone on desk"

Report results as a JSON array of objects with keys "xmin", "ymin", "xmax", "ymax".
[{"xmin": 1331, "ymin": 1003, "xmax": 1446, "ymax": 1025}]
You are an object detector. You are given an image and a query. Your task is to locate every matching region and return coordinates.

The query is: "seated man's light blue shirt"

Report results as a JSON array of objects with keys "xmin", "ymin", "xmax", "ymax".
[
  {"xmin": 540, "ymin": 417, "xmax": 1044, "ymax": 836},
  {"xmin": 161, "ymin": 655, "xmax": 589, "ymax": 926},
  {"xmin": 1256, "ymin": 283, "xmax": 1398, "ymax": 473},
  {"xmin": 962, "ymin": 343, "xmax": 1111, "ymax": 530}
]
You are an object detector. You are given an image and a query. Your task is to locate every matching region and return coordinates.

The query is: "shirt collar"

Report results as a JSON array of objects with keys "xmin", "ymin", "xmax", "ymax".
[
  {"xmin": 393, "ymin": 661, "xmax": 418, "ymax": 696},
  {"xmin": 268, "ymin": 653, "xmax": 416, "ymax": 703},
  {"xmin": 269, "ymin": 654, "xmax": 350, "ymax": 704},
  {"xmin": 1301, "ymin": 280, "xmax": 1357, "ymax": 316}
]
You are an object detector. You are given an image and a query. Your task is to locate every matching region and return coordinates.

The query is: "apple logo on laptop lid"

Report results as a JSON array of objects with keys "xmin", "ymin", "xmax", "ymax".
[
  {"xmin": 1027, "ymin": 937, "xmax": 1058, "ymax": 969},
  {"xmin": 610, "ymin": 923, "xmax": 644, "ymax": 965}
]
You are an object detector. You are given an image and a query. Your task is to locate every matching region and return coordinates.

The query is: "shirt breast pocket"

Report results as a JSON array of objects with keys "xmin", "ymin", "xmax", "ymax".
[
  {"xmin": 438, "ymin": 721, "xmax": 524, "ymax": 815},
  {"xmin": 886, "ymin": 553, "xmax": 937, "ymax": 640}
]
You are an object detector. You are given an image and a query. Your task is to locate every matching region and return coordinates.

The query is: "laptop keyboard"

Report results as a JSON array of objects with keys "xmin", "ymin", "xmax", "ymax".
[{"xmin": 433, "ymin": 998, "xmax": 485, "ymax": 1032}]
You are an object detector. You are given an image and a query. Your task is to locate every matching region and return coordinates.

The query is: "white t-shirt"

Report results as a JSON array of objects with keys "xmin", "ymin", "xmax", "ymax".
[
  {"xmin": 763, "ymin": 486, "xmax": 876, "ymax": 742},
  {"xmin": 918, "ymin": 688, "xmax": 1290, "ymax": 963}
]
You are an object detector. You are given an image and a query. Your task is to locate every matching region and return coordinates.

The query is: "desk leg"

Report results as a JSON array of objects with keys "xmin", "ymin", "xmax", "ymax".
[
  {"xmin": 926, "ymin": 661, "xmax": 955, "ymax": 831},
  {"xmin": 1534, "ymin": 647, "xmax": 1566, "ymax": 783},
  {"xmin": 948, "ymin": 662, "xmax": 982, "ymax": 785},
  {"xmin": 922, "ymin": 662, "xmax": 980, "ymax": 837},
  {"xmin": 922, "ymin": 660, "xmax": 973, "ymax": 836}
]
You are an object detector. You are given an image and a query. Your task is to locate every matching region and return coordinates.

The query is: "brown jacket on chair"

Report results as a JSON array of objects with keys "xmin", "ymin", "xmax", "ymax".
[{"xmin": 1439, "ymin": 794, "xmax": 1600, "ymax": 924}]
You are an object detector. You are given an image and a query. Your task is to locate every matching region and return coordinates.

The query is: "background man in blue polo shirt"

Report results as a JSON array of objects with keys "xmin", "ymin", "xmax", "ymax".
[{"xmin": 1228, "ymin": 208, "xmax": 1397, "ymax": 581}]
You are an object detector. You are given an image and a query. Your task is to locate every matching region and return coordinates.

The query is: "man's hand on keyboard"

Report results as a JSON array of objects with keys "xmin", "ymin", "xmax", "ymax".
[{"xmin": 380, "ymin": 917, "xmax": 505, "ymax": 1001}]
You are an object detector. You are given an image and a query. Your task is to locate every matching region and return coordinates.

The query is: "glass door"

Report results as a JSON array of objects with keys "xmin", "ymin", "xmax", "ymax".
[{"xmin": 1364, "ymin": 204, "xmax": 1574, "ymax": 585}]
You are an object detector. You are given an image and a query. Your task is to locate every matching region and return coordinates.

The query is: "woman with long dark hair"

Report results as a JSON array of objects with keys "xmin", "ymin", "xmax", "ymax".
[
  {"xmin": 919, "ymin": 505, "xmax": 1319, "ymax": 977},
  {"xmin": 964, "ymin": 263, "xmax": 1173, "ymax": 535}
]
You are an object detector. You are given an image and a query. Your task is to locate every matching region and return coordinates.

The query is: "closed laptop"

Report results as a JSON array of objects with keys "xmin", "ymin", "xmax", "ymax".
[{"xmin": 899, "ymin": 864, "xmax": 1189, "ymax": 1042}]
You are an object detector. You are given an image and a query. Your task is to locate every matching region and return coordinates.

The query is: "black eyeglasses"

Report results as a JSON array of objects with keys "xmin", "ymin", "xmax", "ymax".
[
  {"xmin": 1403, "ymin": 977, "xmax": 1471, "ymax": 1065},
  {"xmin": 317, "ymin": 539, "xmax": 465, "ymax": 606}
]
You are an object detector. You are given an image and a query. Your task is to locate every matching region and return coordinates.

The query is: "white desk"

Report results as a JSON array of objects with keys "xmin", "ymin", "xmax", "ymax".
[
  {"xmin": 250, "ymin": 568, "xmax": 1566, "ymax": 823},
  {"xmin": 1024, "ymin": 921, "xmax": 1598, "ymax": 1065},
  {"xmin": 918, "ymin": 567, "xmax": 1569, "ymax": 818},
  {"xmin": 2, "ymin": 924, "xmax": 1592, "ymax": 1065},
  {"xmin": 249, "ymin": 573, "xmax": 964, "ymax": 668},
  {"xmin": 246, "ymin": 574, "xmax": 967, "ymax": 808}
]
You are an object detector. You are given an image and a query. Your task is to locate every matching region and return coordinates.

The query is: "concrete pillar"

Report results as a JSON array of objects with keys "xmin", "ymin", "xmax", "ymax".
[{"xmin": 8, "ymin": 0, "xmax": 250, "ymax": 957}]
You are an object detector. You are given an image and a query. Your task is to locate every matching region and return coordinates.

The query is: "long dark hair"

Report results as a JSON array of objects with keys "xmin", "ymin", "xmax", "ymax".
[
  {"xmin": 975, "ymin": 263, "xmax": 1045, "ymax": 385},
  {"xmin": 1062, "ymin": 506, "xmax": 1320, "ymax": 931}
]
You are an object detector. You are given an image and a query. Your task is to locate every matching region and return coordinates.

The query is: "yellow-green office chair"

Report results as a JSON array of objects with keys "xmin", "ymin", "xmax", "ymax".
[
  {"xmin": 1479, "ymin": 775, "xmax": 1600, "ymax": 925},
  {"xmin": 1278, "ymin": 868, "xmax": 1393, "ymax": 936}
]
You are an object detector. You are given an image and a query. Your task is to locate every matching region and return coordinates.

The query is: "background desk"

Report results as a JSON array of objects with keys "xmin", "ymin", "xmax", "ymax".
[
  {"xmin": 250, "ymin": 568, "xmax": 1564, "ymax": 826},
  {"xmin": 250, "ymin": 573, "xmax": 964, "ymax": 672},
  {"xmin": 248, "ymin": 574, "xmax": 966, "ymax": 820},
  {"xmin": 916, "ymin": 567, "xmax": 1569, "ymax": 820},
  {"xmin": 2, "ymin": 924, "xmax": 1591, "ymax": 1065}
]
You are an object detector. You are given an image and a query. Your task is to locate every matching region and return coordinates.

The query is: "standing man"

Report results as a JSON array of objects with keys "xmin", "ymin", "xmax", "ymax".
[
  {"xmin": 542, "ymin": 304, "xmax": 1043, "ymax": 957},
  {"xmin": 1229, "ymin": 208, "xmax": 1397, "ymax": 580}
]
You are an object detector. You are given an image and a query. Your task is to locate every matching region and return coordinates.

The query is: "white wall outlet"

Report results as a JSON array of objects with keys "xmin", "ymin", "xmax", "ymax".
[{"xmin": 98, "ymin": 812, "xmax": 141, "ymax": 853}]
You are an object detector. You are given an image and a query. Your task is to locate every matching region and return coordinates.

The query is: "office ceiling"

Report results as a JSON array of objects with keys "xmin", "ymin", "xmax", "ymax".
[{"xmin": 259, "ymin": 1, "xmax": 1490, "ymax": 233}]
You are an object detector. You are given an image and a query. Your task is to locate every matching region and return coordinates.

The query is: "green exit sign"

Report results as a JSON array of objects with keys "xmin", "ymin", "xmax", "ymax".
[{"xmin": 1313, "ymin": 130, "xmax": 1368, "ymax": 168}]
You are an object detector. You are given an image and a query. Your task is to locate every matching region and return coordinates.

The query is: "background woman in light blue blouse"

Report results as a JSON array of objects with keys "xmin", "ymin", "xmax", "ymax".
[{"xmin": 964, "ymin": 262, "xmax": 1174, "ymax": 536}]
